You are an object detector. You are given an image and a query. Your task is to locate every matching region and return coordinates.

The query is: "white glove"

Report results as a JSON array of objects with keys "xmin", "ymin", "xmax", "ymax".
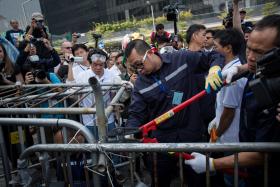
[
  {"xmin": 208, "ymin": 119, "xmax": 217, "ymax": 135},
  {"xmin": 222, "ymin": 66, "xmax": 238, "ymax": 84},
  {"xmin": 184, "ymin": 152, "xmax": 215, "ymax": 174}
]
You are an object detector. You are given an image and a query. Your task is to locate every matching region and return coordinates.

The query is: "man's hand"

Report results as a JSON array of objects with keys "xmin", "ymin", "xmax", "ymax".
[
  {"xmin": 184, "ymin": 152, "xmax": 215, "ymax": 174},
  {"xmin": 205, "ymin": 66, "xmax": 223, "ymax": 93},
  {"xmin": 43, "ymin": 39, "xmax": 53, "ymax": 51},
  {"xmin": 25, "ymin": 72, "xmax": 34, "ymax": 84},
  {"xmin": 277, "ymin": 103, "xmax": 280, "ymax": 122},
  {"xmin": 24, "ymin": 34, "xmax": 33, "ymax": 42}
]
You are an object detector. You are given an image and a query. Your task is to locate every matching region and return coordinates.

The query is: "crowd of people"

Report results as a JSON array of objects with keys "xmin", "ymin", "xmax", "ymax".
[{"xmin": 1, "ymin": 0, "xmax": 280, "ymax": 186}]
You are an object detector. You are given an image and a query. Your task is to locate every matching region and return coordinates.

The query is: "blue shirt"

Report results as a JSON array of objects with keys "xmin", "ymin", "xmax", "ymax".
[{"xmin": 127, "ymin": 50, "xmax": 224, "ymax": 143}]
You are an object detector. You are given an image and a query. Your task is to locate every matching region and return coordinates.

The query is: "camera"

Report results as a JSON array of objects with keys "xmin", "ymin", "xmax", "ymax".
[
  {"xmin": 32, "ymin": 69, "xmax": 46, "ymax": 80},
  {"xmin": 163, "ymin": 3, "xmax": 179, "ymax": 21},
  {"xmin": 30, "ymin": 37, "xmax": 43, "ymax": 45},
  {"xmin": 223, "ymin": 7, "xmax": 233, "ymax": 29},
  {"xmin": 69, "ymin": 55, "xmax": 83, "ymax": 63},
  {"xmin": 36, "ymin": 20, "xmax": 43, "ymax": 30},
  {"xmin": 249, "ymin": 48, "xmax": 280, "ymax": 109}
]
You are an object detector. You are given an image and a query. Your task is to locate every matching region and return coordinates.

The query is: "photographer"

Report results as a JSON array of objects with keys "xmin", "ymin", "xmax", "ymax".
[
  {"xmin": 23, "ymin": 12, "xmax": 51, "ymax": 59},
  {"xmin": 66, "ymin": 44, "xmax": 90, "ymax": 83},
  {"xmin": 150, "ymin": 23, "xmax": 172, "ymax": 46},
  {"xmin": 16, "ymin": 35, "xmax": 61, "ymax": 76},
  {"xmin": 185, "ymin": 15, "xmax": 280, "ymax": 187},
  {"xmin": 0, "ymin": 43, "xmax": 23, "ymax": 85}
]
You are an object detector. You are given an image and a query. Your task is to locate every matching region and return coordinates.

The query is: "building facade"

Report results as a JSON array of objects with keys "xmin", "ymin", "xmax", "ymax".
[{"xmin": 39, "ymin": 0, "xmax": 276, "ymax": 34}]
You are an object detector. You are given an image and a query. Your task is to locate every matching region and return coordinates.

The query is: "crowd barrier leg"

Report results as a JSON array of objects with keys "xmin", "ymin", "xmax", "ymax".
[
  {"xmin": 179, "ymin": 155, "xmax": 184, "ymax": 187},
  {"xmin": 264, "ymin": 153, "xmax": 268, "ymax": 187},
  {"xmin": 0, "ymin": 126, "xmax": 11, "ymax": 186},
  {"xmin": 62, "ymin": 127, "xmax": 73, "ymax": 187}
]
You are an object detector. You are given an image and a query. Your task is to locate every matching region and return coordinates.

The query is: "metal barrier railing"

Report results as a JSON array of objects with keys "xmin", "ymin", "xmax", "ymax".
[
  {"xmin": 19, "ymin": 142, "xmax": 280, "ymax": 187},
  {"xmin": 0, "ymin": 82, "xmax": 131, "ymax": 187}
]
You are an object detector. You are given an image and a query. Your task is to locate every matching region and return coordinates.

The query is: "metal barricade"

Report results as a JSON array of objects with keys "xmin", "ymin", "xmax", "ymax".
[
  {"xmin": 19, "ymin": 142, "xmax": 280, "ymax": 187},
  {"xmin": 0, "ymin": 82, "xmax": 131, "ymax": 187}
]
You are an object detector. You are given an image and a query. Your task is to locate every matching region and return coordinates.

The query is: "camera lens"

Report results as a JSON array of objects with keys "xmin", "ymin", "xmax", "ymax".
[{"xmin": 34, "ymin": 69, "xmax": 46, "ymax": 80}]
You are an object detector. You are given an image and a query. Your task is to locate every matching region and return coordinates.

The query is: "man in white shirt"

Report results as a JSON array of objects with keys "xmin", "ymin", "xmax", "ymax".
[
  {"xmin": 209, "ymin": 29, "xmax": 247, "ymax": 144},
  {"xmin": 66, "ymin": 44, "xmax": 90, "ymax": 83},
  {"xmin": 75, "ymin": 48, "xmax": 121, "ymax": 138}
]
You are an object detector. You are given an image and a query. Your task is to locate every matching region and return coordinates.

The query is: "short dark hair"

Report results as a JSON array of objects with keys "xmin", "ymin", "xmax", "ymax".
[
  {"xmin": 87, "ymin": 48, "xmax": 108, "ymax": 63},
  {"xmin": 254, "ymin": 14, "xmax": 280, "ymax": 47},
  {"xmin": 214, "ymin": 28, "xmax": 244, "ymax": 56},
  {"xmin": 124, "ymin": 39, "xmax": 151, "ymax": 59},
  {"xmin": 186, "ymin": 24, "xmax": 206, "ymax": 44},
  {"xmin": 72, "ymin": 44, "xmax": 88, "ymax": 55},
  {"xmin": 206, "ymin": 29, "xmax": 215, "ymax": 36},
  {"xmin": 156, "ymin": 24, "xmax": 164, "ymax": 31}
]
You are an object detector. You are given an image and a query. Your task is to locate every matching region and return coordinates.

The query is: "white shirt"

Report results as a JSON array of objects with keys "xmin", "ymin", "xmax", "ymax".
[
  {"xmin": 109, "ymin": 64, "xmax": 121, "ymax": 77},
  {"xmin": 66, "ymin": 64, "xmax": 89, "ymax": 83},
  {"xmin": 214, "ymin": 58, "xmax": 247, "ymax": 143},
  {"xmin": 76, "ymin": 68, "xmax": 121, "ymax": 126}
]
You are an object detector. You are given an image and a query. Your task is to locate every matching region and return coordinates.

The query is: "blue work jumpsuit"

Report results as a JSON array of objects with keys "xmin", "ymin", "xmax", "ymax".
[{"xmin": 127, "ymin": 50, "xmax": 224, "ymax": 187}]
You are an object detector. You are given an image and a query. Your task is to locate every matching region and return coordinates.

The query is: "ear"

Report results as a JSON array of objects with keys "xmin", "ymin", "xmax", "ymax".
[{"xmin": 224, "ymin": 45, "xmax": 232, "ymax": 54}]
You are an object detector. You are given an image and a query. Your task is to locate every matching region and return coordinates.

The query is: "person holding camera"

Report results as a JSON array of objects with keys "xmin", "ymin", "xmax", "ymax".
[
  {"xmin": 66, "ymin": 44, "xmax": 90, "ymax": 83},
  {"xmin": 0, "ymin": 42, "xmax": 23, "ymax": 85},
  {"xmin": 16, "ymin": 35, "xmax": 60, "ymax": 84},
  {"xmin": 23, "ymin": 12, "xmax": 52, "ymax": 59},
  {"xmin": 150, "ymin": 23, "xmax": 172, "ymax": 46},
  {"xmin": 185, "ymin": 14, "xmax": 280, "ymax": 187}
]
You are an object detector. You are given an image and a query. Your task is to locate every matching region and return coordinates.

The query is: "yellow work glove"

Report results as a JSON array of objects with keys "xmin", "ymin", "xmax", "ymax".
[{"xmin": 205, "ymin": 66, "xmax": 223, "ymax": 93}]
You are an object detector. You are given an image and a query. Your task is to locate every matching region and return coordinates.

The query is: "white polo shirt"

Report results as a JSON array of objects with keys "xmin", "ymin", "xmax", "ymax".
[
  {"xmin": 76, "ymin": 68, "xmax": 121, "ymax": 127},
  {"xmin": 214, "ymin": 58, "xmax": 247, "ymax": 143},
  {"xmin": 66, "ymin": 64, "xmax": 90, "ymax": 84}
]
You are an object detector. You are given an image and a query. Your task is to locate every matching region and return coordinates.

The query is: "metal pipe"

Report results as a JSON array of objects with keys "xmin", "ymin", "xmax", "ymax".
[
  {"xmin": 0, "ymin": 83, "xmax": 124, "ymax": 89},
  {"xmin": 234, "ymin": 153, "xmax": 238, "ymax": 187},
  {"xmin": 69, "ymin": 91, "xmax": 92, "ymax": 108},
  {"xmin": 49, "ymin": 86, "xmax": 86, "ymax": 108},
  {"xmin": 264, "ymin": 153, "xmax": 268, "ymax": 187},
  {"xmin": 13, "ymin": 87, "xmax": 59, "ymax": 108},
  {"xmin": 89, "ymin": 77, "xmax": 107, "ymax": 142},
  {"xmin": 62, "ymin": 127, "xmax": 73, "ymax": 187},
  {"xmin": 0, "ymin": 118, "xmax": 95, "ymax": 144},
  {"xmin": 1, "ymin": 88, "xmax": 119, "ymax": 104},
  {"xmin": 30, "ymin": 88, "xmax": 67, "ymax": 108},
  {"xmin": 0, "ymin": 126, "xmax": 11, "ymax": 186},
  {"xmin": 179, "ymin": 154, "xmax": 184, "ymax": 187},
  {"xmin": 19, "ymin": 143, "xmax": 280, "ymax": 159},
  {"xmin": 105, "ymin": 85, "xmax": 126, "ymax": 118},
  {"xmin": 0, "ymin": 87, "xmax": 46, "ymax": 106},
  {"xmin": 206, "ymin": 153, "xmax": 210, "ymax": 187},
  {"xmin": 0, "ymin": 108, "xmax": 96, "ymax": 115}
]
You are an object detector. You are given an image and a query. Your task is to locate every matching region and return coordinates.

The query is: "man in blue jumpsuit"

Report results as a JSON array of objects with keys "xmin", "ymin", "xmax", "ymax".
[{"xmin": 124, "ymin": 39, "xmax": 224, "ymax": 187}]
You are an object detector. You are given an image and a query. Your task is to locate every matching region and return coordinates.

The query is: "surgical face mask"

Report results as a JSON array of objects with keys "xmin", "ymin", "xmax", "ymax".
[
  {"xmin": 29, "ymin": 55, "xmax": 40, "ymax": 62},
  {"xmin": 90, "ymin": 54, "xmax": 106, "ymax": 63}
]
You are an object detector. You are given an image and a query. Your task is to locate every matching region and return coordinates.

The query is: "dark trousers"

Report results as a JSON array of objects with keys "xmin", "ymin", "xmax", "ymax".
[{"xmin": 147, "ymin": 153, "xmax": 206, "ymax": 187}]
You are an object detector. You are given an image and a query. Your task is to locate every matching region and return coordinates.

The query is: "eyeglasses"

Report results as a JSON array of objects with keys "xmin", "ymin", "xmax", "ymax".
[
  {"xmin": 130, "ymin": 50, "xmax": 149, "ymax": 73},
  {"xmin": 64, "ymin": 47, "xmax": 72, "ymax": 50},
  {"xmin": 206, "ymin": 36, "xmax": 213, "ymax": 40},
  {"xmin": 91, "ymin": 54, "xmax": 106, "ymax": 63}
]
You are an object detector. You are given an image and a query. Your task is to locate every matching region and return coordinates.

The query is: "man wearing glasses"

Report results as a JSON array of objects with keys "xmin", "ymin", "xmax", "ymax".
[{"xmin": 124, "ymin": 39, "xmax": 224, "ymax": 187}]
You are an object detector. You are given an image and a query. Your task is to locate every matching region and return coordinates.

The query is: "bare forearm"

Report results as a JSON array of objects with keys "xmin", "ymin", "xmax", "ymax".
[
  {"xmin": 217, "ymin": 108, "xmax": 235, "ymax": 137},
  {"xmin": 233, "ymin": 1, "xmax": 244, "ymax": 34},
  {"xmin": 214, "ymin": 152, "xmax": 264, "ymax": 170}
]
